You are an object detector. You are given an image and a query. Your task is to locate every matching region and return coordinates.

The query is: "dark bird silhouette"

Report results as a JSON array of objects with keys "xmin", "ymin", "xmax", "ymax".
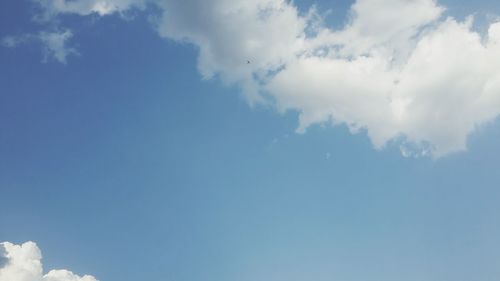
[{"xmin": 247, "ymin": 60, "xmax": 251, "ymax": 64}]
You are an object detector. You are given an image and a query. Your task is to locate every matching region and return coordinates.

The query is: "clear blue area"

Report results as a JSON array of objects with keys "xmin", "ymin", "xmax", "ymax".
[{"xmin": 1, "ymin": 1, "xmax": 500, "ymax": 281}]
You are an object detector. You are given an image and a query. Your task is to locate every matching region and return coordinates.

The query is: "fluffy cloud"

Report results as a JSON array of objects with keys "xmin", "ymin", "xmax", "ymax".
[
  {"xmin": 0, "ymin": 242, "xmax": 98, "ymax": 281},
  {"xmin": 152, "ymin": 0, "xmax": 309, "ymax": 102},
  {"xmin": 7, "ymin": 0, "xmax": 500, "ymax": 157},
  {"xmin": 273, "ymin": 13, "xmax": 500, "ymax": 157}
]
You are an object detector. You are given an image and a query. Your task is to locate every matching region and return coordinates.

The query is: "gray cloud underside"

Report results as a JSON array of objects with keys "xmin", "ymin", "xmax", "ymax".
[{"xmin": 0, "ymin": 245, "xmax": 8, "ymax": 268}]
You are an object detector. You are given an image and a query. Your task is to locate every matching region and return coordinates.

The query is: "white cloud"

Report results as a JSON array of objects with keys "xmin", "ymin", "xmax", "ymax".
[
  {"xmin": 1, "ymin": 30, "xmax": 77, "ymax": 64},
  {"xmin": 39, "ymin": 30, "xmax": 78, "ymax": 64},
  {"xmin": 152, "ymin": 0, "xmax": 309, "ymax": 102},
  {"xmin": 268, "ymin": 14, "xmax": 500, "ymax": 157},
  {"xmin": 33, "ymin": 0, "xmax": 147, "ymax": 20},
  {"xmin": 0, "ymin": 242, "xmax": 98, "ymax": 281},
  {"xmin": 147, "ymin": 0, "xmax": 500, "ymax": 157},
  {"xmin": 1, "ymin": 35, "xmax": 31, "ymax": 48},
  {"xmin": 10, "ymin": 0, "xmax": 500, "ymax": 157}
]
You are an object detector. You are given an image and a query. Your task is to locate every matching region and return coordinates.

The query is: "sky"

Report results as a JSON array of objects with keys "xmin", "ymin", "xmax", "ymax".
[{"xmin": 1, "ymin": 0, "xmax": 500, "ymax": 281}]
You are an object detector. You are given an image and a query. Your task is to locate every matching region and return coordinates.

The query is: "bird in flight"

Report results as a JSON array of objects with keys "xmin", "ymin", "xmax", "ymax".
[{"xmin": 247, "ymin": 60, "xmax": 251, "ymax": 64}]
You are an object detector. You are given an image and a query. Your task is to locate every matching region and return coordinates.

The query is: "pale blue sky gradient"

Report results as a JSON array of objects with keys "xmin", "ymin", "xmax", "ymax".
[{"xmin": 1, "ymin": 1, "xmax": 500, "ymax": 281}]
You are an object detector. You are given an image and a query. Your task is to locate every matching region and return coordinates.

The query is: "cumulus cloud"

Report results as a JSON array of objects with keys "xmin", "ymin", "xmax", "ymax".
[
  {"xmin": 152, "ymin": 0, "xmax": 309, "ymax": 102},
  {"xmin": 0, "ymin": 241, "xmax": 98, "ymax": 281},
  {"xmin": 9, "ymin": 0, "xmax": 500, "ymax": 157}
]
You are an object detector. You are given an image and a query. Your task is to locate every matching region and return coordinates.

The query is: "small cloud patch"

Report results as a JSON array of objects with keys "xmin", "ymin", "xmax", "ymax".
[{"xmin": 0, "ymin": 241, "xmax": 98, "ymax": 281}]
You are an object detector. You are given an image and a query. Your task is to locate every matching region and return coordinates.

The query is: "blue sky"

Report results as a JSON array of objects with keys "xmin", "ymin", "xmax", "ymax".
[{"xmin": 1, "ymin": 1, "xmax": 500, "ymax": 281}]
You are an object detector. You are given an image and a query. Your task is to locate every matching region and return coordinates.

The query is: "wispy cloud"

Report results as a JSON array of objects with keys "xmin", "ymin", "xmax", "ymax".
[
  {"xmin": 2, "ymin": 30, "xmax": 77, "ymax": 64},
  {"xmin": 0, "ymin": 241, "xmax": 98, "ymax": 281},
  {"xmin": 39, "ymin": 30, "xmax": 79, "ymax": 64},
  {"xmin": 33, "ymin": 0, "xmax": 147, "ymax": 21},
  {"xmin": 1, "ymin": 34, "xmax": 31, "ymax": 48}
]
